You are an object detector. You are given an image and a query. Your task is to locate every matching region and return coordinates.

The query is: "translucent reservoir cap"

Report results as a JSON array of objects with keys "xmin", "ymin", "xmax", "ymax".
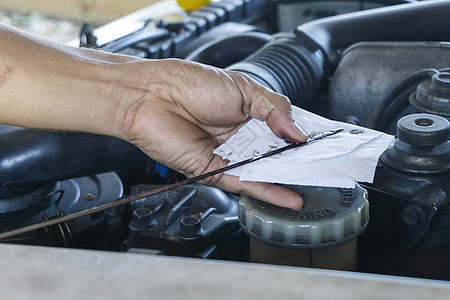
[{"xmin": 239, "ymin": 184, "xmax": 369, "ymax": 249}]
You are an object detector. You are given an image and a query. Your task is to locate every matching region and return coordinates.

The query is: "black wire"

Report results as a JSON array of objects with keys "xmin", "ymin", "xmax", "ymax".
[
  {"xmin": 371, "ymin": 67, "xmax": 450, "ymax": 131},
  {"xmin": 364, "ymin": 68, "xmax": 436, "ymax": 131}
]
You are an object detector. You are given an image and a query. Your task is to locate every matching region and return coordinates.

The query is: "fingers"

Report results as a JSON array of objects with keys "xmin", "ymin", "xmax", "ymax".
[
  {"xmin": 229, "ymin": 71, "xmax": 307, "ymax": 143},
  {"xmin": 215, "ymin": 173, "xmax": 304, "ymax": 210},
  {"xmin": 198, "ymin": 155, "xmax": 303, "ymax": 209},
  {"xmin": 265, "ymin": 108, "xmax": 307, "ymax": 143}
]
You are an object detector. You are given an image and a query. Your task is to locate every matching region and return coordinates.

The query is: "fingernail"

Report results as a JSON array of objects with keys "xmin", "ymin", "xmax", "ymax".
[
  {"xmin": 294, "ymin": 123, "xmax": 307, "ymax": 138},
  {"xmin": 290, "ymin": 197, "xmax": 304, "ymax": 210}
]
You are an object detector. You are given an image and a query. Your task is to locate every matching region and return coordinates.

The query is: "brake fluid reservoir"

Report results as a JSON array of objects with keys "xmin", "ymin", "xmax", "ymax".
[{"xmin": 239, "ymin": 184, "xmax": 369, "ymax": 271}]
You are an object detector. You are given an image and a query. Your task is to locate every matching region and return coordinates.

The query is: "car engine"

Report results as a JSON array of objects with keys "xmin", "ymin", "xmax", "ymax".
[{"xmin": 1, "ymin": 0, "xmax": 449, "ymax": 284}]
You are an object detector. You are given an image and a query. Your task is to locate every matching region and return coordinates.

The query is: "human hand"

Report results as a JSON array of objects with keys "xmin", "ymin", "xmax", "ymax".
[
  {"xmin": 0, "ymin": 25, "xmax": 305, "ymax": 209},
  {"xmin": 118, "ymin": 59, "xmax": 307, "ymax": 209}
]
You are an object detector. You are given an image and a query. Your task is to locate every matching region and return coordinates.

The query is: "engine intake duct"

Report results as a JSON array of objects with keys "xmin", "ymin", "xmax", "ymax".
[
  {"xmin": 227, "ymin": 34, "xmax": 324, "ymax": 108},
  {"xmin": 226, "ymin": 0, "xmax": 450, "ymax": 111},
  {"xmin": 296, "ymin": 0, "xmax": 450, "ymax": 68}
]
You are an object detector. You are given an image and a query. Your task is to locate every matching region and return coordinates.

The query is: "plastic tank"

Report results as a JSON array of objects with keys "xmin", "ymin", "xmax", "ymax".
[{"xmin": 239, "ymin": 184, "xmax": 369, "ymax": 270}]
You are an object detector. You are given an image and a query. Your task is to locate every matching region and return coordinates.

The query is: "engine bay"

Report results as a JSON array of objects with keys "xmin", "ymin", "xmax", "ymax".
[{"xmin": 1, "ymin": 0, "xmax": 449, "ymax": 285}]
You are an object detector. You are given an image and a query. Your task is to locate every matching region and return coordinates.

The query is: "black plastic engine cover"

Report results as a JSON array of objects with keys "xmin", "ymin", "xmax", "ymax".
[
  {"xmin": 125, "ymin": 184, "xmax": 239, "ymax": 256},
  {"xmin": 325, "ymin": 42, "xmax": 450, "ymax": 129}
]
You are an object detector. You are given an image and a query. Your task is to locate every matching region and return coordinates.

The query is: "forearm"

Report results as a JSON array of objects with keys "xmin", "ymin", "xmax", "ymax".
[
  {"xmin": 0, "ymin": 25, "xmax": 149, "ymax": 137},
  {"xmin": 0, "ymin": 24, "xmax": 306, "ymax": 208}
]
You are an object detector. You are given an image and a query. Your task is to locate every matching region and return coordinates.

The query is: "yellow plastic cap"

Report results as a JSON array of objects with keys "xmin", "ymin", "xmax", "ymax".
[{"xmin": 177, "ymin": 0, "xmax": 210, "ymax": 11}]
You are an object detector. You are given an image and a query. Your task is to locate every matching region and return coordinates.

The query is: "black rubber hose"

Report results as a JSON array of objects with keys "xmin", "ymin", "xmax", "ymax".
[
  {"xmin": 296, "ymin": 0, "xmax": 450, "ymax": 70},
  {"xmin": 0, "ymin": 127, "xmax": 149, "ymax": 193},
  {"xmin": 374, "ymin": 67, "xmax": 450, "ymax": 131},
  {"xmin": 374, "ymin": 68, "xmax": 439, "ymax": 131},
  {"xmin": 227, "ymin": 34, "xmax": 325, "ymax": 108},
  {"xmin": 184, "ymin": 32, "xmax": 272, "ymax": 68},
  {"xmin": 227, "ymin": 0, "xmax": 450, "ymax": 109}
]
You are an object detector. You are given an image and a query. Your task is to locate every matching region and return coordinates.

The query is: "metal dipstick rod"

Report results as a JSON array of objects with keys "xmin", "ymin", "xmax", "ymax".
[{"xmin": 0, "ymin": 128, "xmax": 344, "ymax": 241}]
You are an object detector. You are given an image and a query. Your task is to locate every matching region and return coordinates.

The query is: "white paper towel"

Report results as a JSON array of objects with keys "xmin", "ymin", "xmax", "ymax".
[{"xmin": 213, "ymin": 106, "xmax": 395, "ymax": 188}]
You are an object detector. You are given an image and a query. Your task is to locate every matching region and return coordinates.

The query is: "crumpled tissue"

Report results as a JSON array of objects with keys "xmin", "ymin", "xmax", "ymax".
[{"xmin": 213, "ymin": 106, "xmax": 394, "ymax": 188}]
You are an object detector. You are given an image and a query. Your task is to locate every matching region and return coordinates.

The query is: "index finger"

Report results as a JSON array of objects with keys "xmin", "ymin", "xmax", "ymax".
[{"xmin": 229, "ymin": 71, "xmax": 307, "ymax": 143}]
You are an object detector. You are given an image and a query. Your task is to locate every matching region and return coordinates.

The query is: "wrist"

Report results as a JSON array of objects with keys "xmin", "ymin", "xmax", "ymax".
[{"xmin": 108, "ymin": 59, "xmax": 166, "ymax": 143}]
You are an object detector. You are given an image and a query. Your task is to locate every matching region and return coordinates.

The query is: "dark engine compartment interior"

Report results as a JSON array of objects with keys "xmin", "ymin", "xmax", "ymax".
[{"xmin": 1, "ymin": 0, "xmax": 449, "ymax": 282}]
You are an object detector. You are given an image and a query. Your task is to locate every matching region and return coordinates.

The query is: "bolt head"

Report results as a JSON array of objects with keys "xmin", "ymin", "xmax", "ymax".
[
  {"xmin": 132, "ymin": 207, "xmax": 156, "ymax": 228},
  {"xmin": 402, "ymin": 206, "xmax": 422, "ymax": 226},
  {"xmin": 178, "ymin": 216, "xmax": 203, "ymax": 239}
]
